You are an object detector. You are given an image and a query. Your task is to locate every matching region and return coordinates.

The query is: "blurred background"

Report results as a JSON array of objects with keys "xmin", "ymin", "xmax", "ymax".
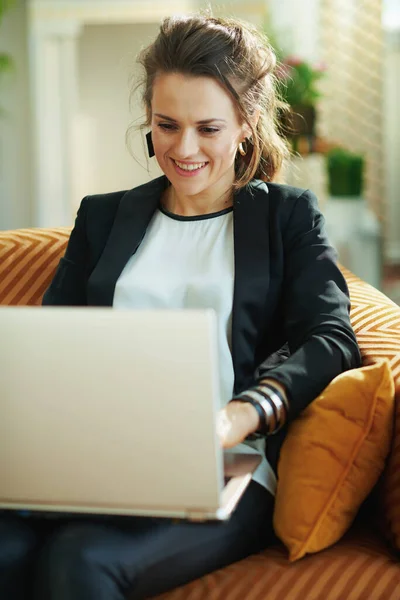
[{"xmin": 0, "ymin": 0, "xmax": 399, "ymax": 300}]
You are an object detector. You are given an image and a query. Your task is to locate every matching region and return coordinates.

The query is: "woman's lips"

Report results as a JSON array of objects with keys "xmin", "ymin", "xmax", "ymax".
[{"xmin": 170, "ymin": 158, "xmax": 209, "ymax": 177}]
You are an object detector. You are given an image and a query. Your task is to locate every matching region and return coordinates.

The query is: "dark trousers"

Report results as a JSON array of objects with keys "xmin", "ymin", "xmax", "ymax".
[{"xmin": 0, "ymin": 481, "xmax": 274, "ymax": 600}]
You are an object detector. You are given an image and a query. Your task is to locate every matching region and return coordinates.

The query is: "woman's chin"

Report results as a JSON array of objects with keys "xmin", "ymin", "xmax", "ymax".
[{"xmin": 168, "ymin": 173, "xmax": 211, "ymax": 196}]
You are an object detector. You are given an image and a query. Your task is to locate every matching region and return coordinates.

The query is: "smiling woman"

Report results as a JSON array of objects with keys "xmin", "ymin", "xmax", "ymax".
[
  {"xmin": 131, "ymin": 14, "xmax": 290, "ymax": 195},
  {"xmin": 1, "ymin": 11, "xmax": 362, "ymax": 600},
  {"xmin": 150, "ymin": 72, "xmax": 254, "ymax": 215}
]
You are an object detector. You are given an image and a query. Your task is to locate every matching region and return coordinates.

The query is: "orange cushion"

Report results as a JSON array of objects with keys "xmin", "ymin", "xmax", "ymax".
[{"xmin": 273, "ymin": 360, "xmax": 394, "ymax": 562}]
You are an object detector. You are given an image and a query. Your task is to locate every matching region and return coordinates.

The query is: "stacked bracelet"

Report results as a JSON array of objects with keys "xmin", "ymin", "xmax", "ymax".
[
  {"xmin": 258, "ymin": 383, "xmax": 288, "ymax": 432},
  {"xmin": 259, "ymin": 381, "xmax": 289, "ymax": 414},
  {"xmin": 231, "ymin": 381, "xmax": 289, "ymax": 436}
]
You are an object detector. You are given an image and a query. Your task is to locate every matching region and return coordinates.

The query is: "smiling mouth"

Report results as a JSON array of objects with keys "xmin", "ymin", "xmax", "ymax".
[{"xmin": 172, "ymin": 159, "xmax": 209, "ymax": 172}]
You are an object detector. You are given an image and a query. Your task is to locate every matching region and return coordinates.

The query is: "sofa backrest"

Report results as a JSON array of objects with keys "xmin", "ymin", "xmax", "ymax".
[
  {"xmin": 2, "ymin": 228, "xmax": 399, "ymax": 364},
  {"xmin": 0, "ymin": 227, "xmax": 70, "ymax": 305},
  {"xmin": 1, "ymin": 227, "xmax": 399, "ymax": 386}
]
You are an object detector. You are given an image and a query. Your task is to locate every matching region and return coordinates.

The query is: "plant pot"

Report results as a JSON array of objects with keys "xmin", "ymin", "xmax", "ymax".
[{"xmin": 323, "ymin": 196, "xmax": 381, "ymax": 288}]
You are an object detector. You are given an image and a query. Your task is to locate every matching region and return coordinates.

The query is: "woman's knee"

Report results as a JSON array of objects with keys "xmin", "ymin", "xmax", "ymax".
[
  {"xmin": 38, "ymin": 523, "xmax": 99, "ymax": 579},
  {"xmin": 0, "ymin": 515, "xmax": 38, "ymax": 600},
  {"xmin": 35, "ymin": 522, "xmax": 125, "ymax": 600}
]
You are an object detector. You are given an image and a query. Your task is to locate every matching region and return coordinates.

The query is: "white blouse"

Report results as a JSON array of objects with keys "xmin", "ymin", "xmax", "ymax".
[{"xmin": 113, "ymin": 205, "xmax": 276, "ymax": 496}]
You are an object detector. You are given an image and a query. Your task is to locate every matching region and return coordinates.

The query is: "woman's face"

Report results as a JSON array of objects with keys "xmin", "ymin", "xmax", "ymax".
[{"xmin": 150, "ymin": 72, "xmax": 250, "ymax": 198}]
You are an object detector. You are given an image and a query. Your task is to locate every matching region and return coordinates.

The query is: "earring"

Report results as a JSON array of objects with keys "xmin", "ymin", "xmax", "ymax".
[
  {"xmin": 238, "ymin": 140, "xmax": 247, "ymax": 156},
  {"xmin": 146, "ymin": 131, "xmax": 155, "ymax": 158}
]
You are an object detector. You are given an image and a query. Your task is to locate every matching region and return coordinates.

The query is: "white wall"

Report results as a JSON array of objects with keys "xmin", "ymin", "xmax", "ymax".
[
  {"xmin": 0, "ymin": 0, "xmax": 32, "ymax": 230},
  {"xmin": 76, "ymin": 22, "xmax": 162, "ymax": 207},
  {"xmin": 268, "ymin": 0, "xmax": 320, "ymax": 61}
]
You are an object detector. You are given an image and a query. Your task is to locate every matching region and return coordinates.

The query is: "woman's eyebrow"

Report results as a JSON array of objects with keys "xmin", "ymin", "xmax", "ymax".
[{"xmin": 154, "ymin": 113, "xmax": 226, "ymax": 124}]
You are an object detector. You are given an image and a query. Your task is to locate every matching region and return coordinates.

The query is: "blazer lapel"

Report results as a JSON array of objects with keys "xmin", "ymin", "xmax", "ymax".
[
  {"xmin": 88, "ymin": 176, "xmax": 167, "ymax": 306},
  {"xmin": 231, "ymin": 180, "xmax": 271, "ymax": 393}
]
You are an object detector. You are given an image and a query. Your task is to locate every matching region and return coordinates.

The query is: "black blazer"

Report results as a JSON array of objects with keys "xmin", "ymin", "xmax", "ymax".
[{"xmin": 43, "ymin": 175, "xmax": 361, "ymax": 472}]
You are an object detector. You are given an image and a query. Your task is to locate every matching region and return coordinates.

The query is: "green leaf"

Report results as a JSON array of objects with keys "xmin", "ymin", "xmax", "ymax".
[
  {"xmin": 0, "ymin": 53, "xmax": 14, "ymax": 73},
  {"xmin": 0, "ymin": 0, "xmax": 16, "ymax": 25},
  {"xmin": 276, "ymin": 60, "xmax": 325, "ymax": 107}
]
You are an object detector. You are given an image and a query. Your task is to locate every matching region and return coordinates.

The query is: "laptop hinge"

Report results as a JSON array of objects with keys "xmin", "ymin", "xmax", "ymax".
[{"xmin": 185, "ymin": 509, "xmax": 209, "ymax": 522}]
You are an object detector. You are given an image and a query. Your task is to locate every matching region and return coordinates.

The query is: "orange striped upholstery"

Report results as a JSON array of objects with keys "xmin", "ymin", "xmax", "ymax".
[
  {"xmin": 155, "ymin": 531, "xmax": 400, "ymax": 600},
  {"xmin": 0, "ymin": 228, "xmax": 70, "ymax": 306},
  {"xmin": 342, "ymin": 267, "xmax": 400, "ymax": 390},
  {"xmin": 1, "ymin": 228, "xmax": 400, "ymax": 597}
]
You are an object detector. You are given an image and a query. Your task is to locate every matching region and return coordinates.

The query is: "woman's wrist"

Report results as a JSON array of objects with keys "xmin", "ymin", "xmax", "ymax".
[
  {"xmin": 242, "ymin": 401, "xmax": 261, "ymax": 433},
  {"xmin": 228, "ymin": 400, "xmax": 261, "ymax": 435},
  {"xmin": 230, "ymin": 378, "xmax": 289, "ymax": 436}
]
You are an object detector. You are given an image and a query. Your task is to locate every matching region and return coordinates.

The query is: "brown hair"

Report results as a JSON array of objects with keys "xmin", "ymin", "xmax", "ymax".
[{"xmin": 129, "ymin": 13, "xmax": 290, "ymax": 188}]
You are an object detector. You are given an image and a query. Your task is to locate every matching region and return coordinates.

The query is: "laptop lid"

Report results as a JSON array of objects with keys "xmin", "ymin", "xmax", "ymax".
[{"xmin": 0, "ymin": 306, "xmax": 234, "ymax": 518}]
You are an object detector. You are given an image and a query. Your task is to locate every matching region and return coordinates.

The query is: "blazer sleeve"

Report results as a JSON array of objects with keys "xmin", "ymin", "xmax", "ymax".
[
  {"xmin": 256, "ymin": 189, "xmax": 362, "ymax": 422},
  {"xmin": 42, "ymin": 198, "xmax": 89, "ymax": 306}
]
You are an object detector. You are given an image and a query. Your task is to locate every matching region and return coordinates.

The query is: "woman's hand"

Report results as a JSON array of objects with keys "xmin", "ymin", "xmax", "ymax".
[{"xmin": 216, "ymin": 401, "xmax": 260, "ymax": 449}]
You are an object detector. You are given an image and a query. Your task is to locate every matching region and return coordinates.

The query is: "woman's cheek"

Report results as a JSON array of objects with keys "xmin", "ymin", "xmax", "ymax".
[{"xmin": 152, "ymin": 136, "xmax": 168, "ymax": 165}]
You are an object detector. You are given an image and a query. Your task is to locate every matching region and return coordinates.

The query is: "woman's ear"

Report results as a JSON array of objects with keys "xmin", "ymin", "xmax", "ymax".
[
  {"xmin": 252, "ymin": 107, "xmax": 261, "ymax": 128},
  {"xmin": 243, "ymin": 107, "xmax": 261, "ymax": 139},
  {"xmin": 251, "ymin": 107, "xmax": 261, "ymax": 134}
]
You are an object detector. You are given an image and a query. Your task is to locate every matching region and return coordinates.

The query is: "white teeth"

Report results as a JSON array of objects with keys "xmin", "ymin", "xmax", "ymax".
[{"xmin": 174, "ymin": 160, "xmax": 207, "ymax": 171}]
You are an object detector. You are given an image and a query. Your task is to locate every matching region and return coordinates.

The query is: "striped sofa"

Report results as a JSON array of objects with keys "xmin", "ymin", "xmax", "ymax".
[{"xmin": 2, "ymin": 227, "xmax": 400, "ymax": 599}]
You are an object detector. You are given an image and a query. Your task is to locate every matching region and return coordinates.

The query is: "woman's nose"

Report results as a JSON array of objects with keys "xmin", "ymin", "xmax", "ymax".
[{"xmin": 174, "ymin": 130, "xmax": 199, "ymax": 158}]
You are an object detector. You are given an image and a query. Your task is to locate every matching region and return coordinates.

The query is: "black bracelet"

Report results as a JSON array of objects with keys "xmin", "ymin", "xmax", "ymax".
[
  {"xmin": 254, "ymin": 387, "xmax": 280, "ymax": 427},
  {"xmin": 258, "ymin": 381, "xmax": 289, "ymax": 413},
  {"xmin": 253, "ymin": 387, "xmax": 288, "ymax": 433},
  {"xmin": 230, "ymin": 395, "xmax": 268, "ymax": 435}
]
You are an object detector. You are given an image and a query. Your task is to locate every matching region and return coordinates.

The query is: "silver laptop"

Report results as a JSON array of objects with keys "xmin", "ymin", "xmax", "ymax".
[{"xmin": 0, "ymin": 307, "xmax": 260, "ymax": 521}]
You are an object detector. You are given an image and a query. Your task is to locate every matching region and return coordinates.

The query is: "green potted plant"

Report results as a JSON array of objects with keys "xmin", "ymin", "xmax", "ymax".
[
  {"xmin": 326, "ymin": 147, "xmax": 364, "ymax": 198},
  {"xmin": 323, "ymin": 146, "xmax": 381, "ymax": 288},
  {"xmin": 276, "ymin": 56, "xmax": 326, "ymax": 139}
]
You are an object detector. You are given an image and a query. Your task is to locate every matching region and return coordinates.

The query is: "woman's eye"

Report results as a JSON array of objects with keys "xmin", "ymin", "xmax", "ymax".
[
  {"xmin": 158, "ymin": 123, "xmax": 176, "ymax": 131},
  {"xmin": 201, "ymin": 127, "xmax": 219, "ymax": 134},
  {"xmin": 157, "ymin": 123, "xmax": 219, "ymax": 135}
]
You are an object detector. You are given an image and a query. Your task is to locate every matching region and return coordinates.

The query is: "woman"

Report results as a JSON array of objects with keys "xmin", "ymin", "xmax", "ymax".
[{"xmin": 0, "ymin": 13, "xmax": 361, "ymax": 600}]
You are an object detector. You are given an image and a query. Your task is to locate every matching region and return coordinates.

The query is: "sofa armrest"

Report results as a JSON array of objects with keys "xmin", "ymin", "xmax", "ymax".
[{"xmin": 340, "ymin": 265, "xmax": 400, "ymax": 549}]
